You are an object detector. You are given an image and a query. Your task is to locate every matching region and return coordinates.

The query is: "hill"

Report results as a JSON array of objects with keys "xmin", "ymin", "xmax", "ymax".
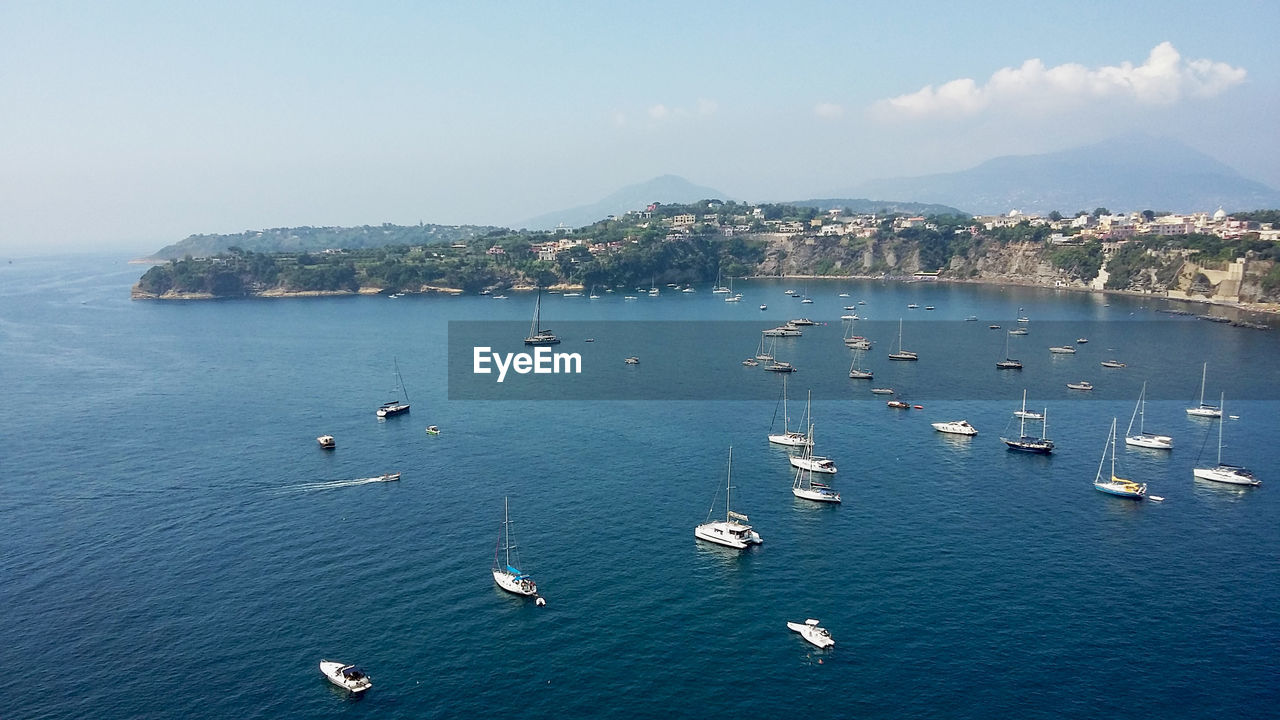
[
  {"xmin": 849, "ymin": 134, "xmax": 1280, "ymax": 215},
  {"xmin": 516, "ymin": 175, "xmax": 730, "ymax": 230},
  {"xmin": 788, "ymin": 198, "xmax": 967, "ymax": 216},
  {"xmin": 146, "ymin": 223, "xmax": 502, "ymax": 261}
]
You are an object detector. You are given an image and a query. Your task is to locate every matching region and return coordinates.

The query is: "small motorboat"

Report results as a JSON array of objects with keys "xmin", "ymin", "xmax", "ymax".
[
  {"xmin": 989, "ymin": 324, "xmax": 1001, "ymax": 329},
  {"xmin": 1077, "ymin": 337, "xmax": 1089, "ymax": 343},
  {"xmin": 742, "ymin": 358, "xmax": 759, "ymax": 367},
  {"xmin": 376, "ymin": 472, "xmax": 401, "ymax": 482},
  {"xmin": 1067, "ymin": 381, "xmax": 1093, "ymax": 391},
  {"xmin": 887, "ymin": 400, "xmax": 910, "ymax": 409},
  {"xmin": 1100, "ymin": 360, "xmax": 1126, "ymax": 368},
  {"xmin": 624, "ymin": 357, "xmax": 640, "ymax": 364},
  {"xmin": 320, "ymin": 661, "xmax": 372, "ymax": 693},
  {"xmin": 425, "ymin": 426, "xmax": 440, "ymax": 435},
  {"xmin": 759, "ymin": 304, "xmax": 767, "ymax": 310},
  {"xmin": 1049, "ymin": 345, "xmax": 1077, "ymax": 354},
  {"xmin": 870, "ymin": 388, "xmax": 895, "ymax": 395},
  {"xmin": 787, "ymin": 619, "xmax": 834, "ymax": 649},
  {"xmin": 317, "ymin": 435, "xmax": 336, "ymax": 449}
]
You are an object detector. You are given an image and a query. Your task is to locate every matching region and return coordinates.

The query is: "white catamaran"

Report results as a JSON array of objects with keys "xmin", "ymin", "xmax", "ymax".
[{"xmin": 695, "ymin": 447, "xmax": 763, "ymax": 549}]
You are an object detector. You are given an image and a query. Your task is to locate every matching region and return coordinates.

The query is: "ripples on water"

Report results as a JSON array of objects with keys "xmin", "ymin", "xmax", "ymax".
[{"xmin": 2, "ymin": 258, "xmax": 1277, "ymax": 719}]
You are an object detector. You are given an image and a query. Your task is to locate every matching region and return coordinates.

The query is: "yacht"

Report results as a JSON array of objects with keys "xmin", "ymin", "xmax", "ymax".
[
  {"xmin": 320, "ymin": 661, "xmax": 372, "ymax": 693},
  {"xmin": 1049, "ymin": 345, "xmax": 1077, "ymax": 354},
  {"xmin": 1193, "ymin": 395, "xmax": 1259, "ymax": 486},
  {"xmin": 787, "ymin": 619, "xmax": 835, "ymax": 649},
  {"xmin": 762, "ymin": 325, "xmax": 802, "ymax": 337},
  {"xmin": 1077, "ymin": 337, "xmax": 1089, "ymax": 343},
  {"xmin": 870, "ymin": 387, "xmax": 895, "ymax": 395},
  {"xmin": 742, "ymin": 358, "xmax": 759, "ymax": 367},
  {"xmin": 932, "ymin": 420, "xmax": 978, "ymax": 436},
  {"xmin": 317, "ymin": 435, "xmax": 336, "ymax": 449},
  {"xmin": 1066, "ymin": 381, "xmax": 1093, "ymax": 391},
  {"xmin": 1007, "ymin": 328, "xmax": 1029, "ymax": 336},
  {"xmin": 493, "ymin": 497, "xmax": 542, "ymax": 600},
  {"xmin": 1093, "ymin": 418, "xmax": 1146, "ymax": 499},
  {"xmin": 764, "ymin": 360, "xmax": 796, "ymax": 373},
  {"xmin": 1186, "ymin": 362, "xmax": 1222, "ymax": 417},
  {"xmin": 759, "ymin": 304, "xmax": 767, "ymax": 311},
  {"xmin": 789, "ymin": 318, "xmax": 818, "ymax": 326},
  {"xmin": 1124, "ymin": 382, "xmax": 1171, "ymax": 449},
  {"xmin": 695, "ymin": 448, "xmax": 763, "ymax": 549},
  {"xmin": 624, "ymin": 356, "xmax": 640, "ymax": 365},
  {"xmin": 1100, "ymin": 360, "xmax": 1126, "ymax": 368}
]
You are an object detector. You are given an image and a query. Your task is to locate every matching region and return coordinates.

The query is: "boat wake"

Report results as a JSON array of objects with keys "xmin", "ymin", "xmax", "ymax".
[{"xmin": 281, "ymin": 475, "xmax": 401, "ymax": 493}]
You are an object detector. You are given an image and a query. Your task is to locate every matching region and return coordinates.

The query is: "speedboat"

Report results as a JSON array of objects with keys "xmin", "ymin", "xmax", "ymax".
[
  {"xmin": 742, "ymin": 358, "xmax": 759, "ymax": 367},
  {"xmin": 870, "ymin": 387, "xmax": 894, "ymax": 395},
  {"xmin": 377, "ymin": 472, "xmax": 401, "ymax": 482},
  {"xmin": 1007, "ymin": 328, "xmax": 1028, "ymax": 335},
  {"xmin": 887, "ymin": 400, "xmax": 910, "ymax": 409},
  {"xmin": 787, "ymin": 619, "xmax": 834, "ymax": 649},
  {"xmin": 624, "ymin": 356, "xmax": 640, "ymax": 365},
  {"xmin": 1067, "ymin": 381, "xmax": 1093, "ymax": 391},
  {"xmin": 1100, "ymin": 360, "xmax": 1126, "ymax": 368},
  {"xmin": 320, "ymin": 661, "xmax": 372, "ymax": 693},
  {"xmin": 932, "ymin": 420, "xmax": 977, "ymax": 436},
  {"xmin": 759, "ymin": 304, "xmax": 767, "ymax": 310},
  {"xmin": 764, "ymin": 361, "xmax": 796, "ymax": 373},
  {"xmin": 425, "ymin": 426, "xmax": 440, "ymax": 435},
  {"xmin": 317, "ymin": 435, "xmax": 335, "ymax": 449},
  {"xmin": 1077, "ymin": 337, "xmax": 1088, "ymax": 343},
  {"xmin": 1049, "ymin": 346, "xmax": 1077, "ymax": 354}
]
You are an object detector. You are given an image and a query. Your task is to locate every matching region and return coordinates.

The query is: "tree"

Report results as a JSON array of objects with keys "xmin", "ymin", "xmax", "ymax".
[
  {"xmin": 1142, "ymin": 210, "xmax": 1155, "ymax": 222},
  {"xmin": 1048, "ymin": 211, "xmax": 1063, "ymax": 222},
  {"xmin": 1092, "ymin": 207, "xmax": 1110, "ymax": 218}
]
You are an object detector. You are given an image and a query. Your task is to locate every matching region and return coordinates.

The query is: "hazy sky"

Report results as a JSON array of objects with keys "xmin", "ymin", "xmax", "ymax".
[{"xmin": 3, "ymin": 1, "xmax": 1278, "ymax": 256}]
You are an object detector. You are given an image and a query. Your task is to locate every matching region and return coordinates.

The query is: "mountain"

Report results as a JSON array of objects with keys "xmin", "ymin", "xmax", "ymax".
[
  {"xmin": 849, "ymin": 134, "xmax": 1280, "ymax": 215},
  {"xmin": 146, "ymin": 223, "xmax": 501, "ymax": 260},
  {"xmin": 788, "ymin": 198, "xmax": 967, "ymax": 216},
  {"xmin": 517, "ymin": 175, "xmax": 730, "ymax": 230}
]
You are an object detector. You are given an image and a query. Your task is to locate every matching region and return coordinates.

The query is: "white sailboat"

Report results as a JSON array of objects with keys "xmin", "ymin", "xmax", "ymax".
[
  {"xmin": 492, "ymin": 497, "xmax": 544, "ymax": 603},
  {"xmin": 695, "ymin": 447, "xmax": 763, "ymax": 549},
  {"xmin": 755, "ymin": 334, "xmax": 775, "ymax": 362},
  {"xmin": 768, "ymin": 380, "xmax": 812, "ymax": 447},
  {"xmin": 1125, "ymin": 381, "xmax": 1172, "ymax": 449},
  {"xmin": 791, "ymin": 426, "xmax": 841, "ymax": 502},
  {"xmin": 376, "ymin": 358, "xmax": 411, "ymax": 417},
  {"xmin": 789, "ymin": 422, "xmax": 837, "ymax": 474},
  {"xmin": 1193, "ymin": 395, "xmax": 1259, "ymax": 486},
  {"xmin": 712, "ymin": 268, "xmax": 731, "ymax": 293},
  {"xmin": 1186, "ymin": 362, "xmax": 1222, "ymax": 417},
  {"xmin": 887, "ymin": 318, "xmax": 918, "ymax": 361},
  {"xmin": 524, "ymin": 288, "xmax": 560, "ymax": 345},
  {"xmin": 1093, "ymin": 418, "xmax": 1147, "ymax": 499},
  {"xmin": 848, "ymin": 346, "xmax": 873, "ymax": 379}
]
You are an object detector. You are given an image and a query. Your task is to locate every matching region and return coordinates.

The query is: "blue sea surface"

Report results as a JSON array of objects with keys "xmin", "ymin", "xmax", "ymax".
[{"xmin": 2, "ymin": 257, "xmax": 1277, "ymax": 719}]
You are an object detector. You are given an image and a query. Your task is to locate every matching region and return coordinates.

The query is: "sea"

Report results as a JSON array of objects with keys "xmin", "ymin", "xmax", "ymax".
[{"xmin": 2, "ymin": 255, "xmax": 1278, "ymax": 720}]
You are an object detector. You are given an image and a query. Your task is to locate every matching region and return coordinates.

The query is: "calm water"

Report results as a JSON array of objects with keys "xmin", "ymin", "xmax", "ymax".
[{"xmin": 2, "ymin": 257, "xmax": 1278, "ymax": 719}]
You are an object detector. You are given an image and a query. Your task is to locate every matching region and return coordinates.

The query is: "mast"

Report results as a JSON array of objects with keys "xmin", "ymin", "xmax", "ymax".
[
  {"xmin": 1199, "ymin": 362, "xmax": 1208, "ymax": 406},
  {"xmin": 782, "ymin": 374, "xmax": 790, "ymax": 432},
  {"xmin": 1043, "ymin": 408, "xmax": 1049, "ymax": 441},
  {"xmin": 530, "ymin": 290, "xmax": 542, "ymax": 336},
  {"xmin": 725, "ymin": 446, "xmax": 733, "ymax": 521},
  {"xmin": 1018, "ymin": 389, "xmax": 1028, "ymax": 437},
  {"xmin": 393, "ymin": 357, "xmax": 409, "ymax": 404},
  {"xmin": 1109, "ymin": 418, "xmax": 1117, "ymax": 480},
  {"xmin": 1217, "ymin": 393, "xmax": 1225, "ymax": 465},
  {"xmin": 1127, "ymin": 382, "xmax": 1144, "ymax": 436},
  {"xmin": 898, "ymin": 318, "xmax": 904, "ymax": 353},
  {"xmin": 503, "ymin": 496, "xmax": 512, "ymax": 568}
]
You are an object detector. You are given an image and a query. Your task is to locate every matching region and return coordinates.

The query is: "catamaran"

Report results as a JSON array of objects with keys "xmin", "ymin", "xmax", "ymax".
[
  {"xmin": 695, "ymin": 447, "xmax": 763, "ymax": 549},
  {"xmin": 1093, "ymin": 418, "xmax": 1147, "ymax": 499},
  {"xmin": 1193, "ymin": 395, "xmax": 1259, "ymax": 486},
  {"xmin": 492, "ymin": 497, "xmax": 544, "ymax": 604},
  {"xmin": 1186, "ymin": 362, "xmax": 1222, "ymax": 417},
  {"xmin": 1125, "ymin": 381, "xmax": 1172, "ymax": 449}
]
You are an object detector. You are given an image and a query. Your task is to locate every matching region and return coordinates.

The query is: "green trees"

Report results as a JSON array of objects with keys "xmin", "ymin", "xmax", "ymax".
[{"xmin": 1048, "ymin": 242, "xmax": 1103, "ymax": 281}]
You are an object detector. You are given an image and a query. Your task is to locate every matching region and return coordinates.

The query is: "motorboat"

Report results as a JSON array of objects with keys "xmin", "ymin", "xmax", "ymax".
[
  {"xmin": 320, "ymin": 661, "xmax": 372, "ymax": 693},
  {"xmin": 932, "ymin": 420, "xmax": 977, "ymax": 436},
  {"xmin": 870, "ymin": 388, "xmax": 894, "ymax": 395},
  {"xmin": 1193, "ymin": 395, "xmax": 1259, "ymax": 486},
  {"xmin": 377, "ymin": 472, "xmax": 401, "ymax": 482},
  {"xmin": 1186, "ymin": 362, "xmax": 1222, "ymax": 417},
  {"xmin": 887, "ymin": 400, "xmax": 910, "ymax": 409},
  {"xmin": 764, "ymin": 361, "xmax": 796, "ymax": 373},
  {"xmin": 1124, "ymin": 382, "xmax": 1171, "ymax": 449},
  {"xmin": 762, "ymin": 325, "xmax": 802, "ymax": 337},
  {"xmin": 425, "ymin": 425, "xmax": 440, "ymax": 436},
  {"xmin": 1007, "ymin": 328, "xmax": 1029, "ymax": 336},
  {"xmin": 965, "ymin": 315, "xmax": 979, "ymax": 321},
  {"xmin": 1100, "ymin": 360, "xmax": 1126, "ymax": 368},
  {"xmin": 624, "ymin": 356, "xmax": 640, "ymax": 365},
  {"xmin": 317, "ymin": 435, "xmax": 336, "ymax": 449},
  {"xmin": 742, "ymin": 358, "xmax": 759, "ymax": 367},
  {"xmin": 1066, "ymin": 381, "xmax": 1093, "ymax": 391},
  {"xmin": 1049, "ymin": 346, "xmax": 1077, "ymax": 354},
  {"xmin": 787, "ymin": 619, "xmax": 835, "ymax": 649},
  {"xmin": 759, "ymin": 304, "xmax": 767, "ymax": 310},
  {"xmin": 790, "ymin": 318, "xmax": 818, "ymax": 326},
  {"xmin": 907, "ymin": 303, "xmax": 919, "ymax": 309},
  {"xmin": 696, "ymin": 448, "xmax": 763, "ymax": 549},
  {"xmin": 1093, "ymin": 418, "xmax": 1146, "ymax": 499},
  {"xmin": 1077, "ymin": 337, "xmax": 1088, "ymax": 343}
]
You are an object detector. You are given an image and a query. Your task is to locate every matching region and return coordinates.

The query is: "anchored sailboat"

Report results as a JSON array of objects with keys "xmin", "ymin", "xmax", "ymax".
[
  {"xmin": 695, "ymin": 447, "xmax": 763, "ymax": 549},
  {"xmin": 1093, "ymin": 418, "xmax": 1147, "ymax": 499},
  {"xmin": 524, "ymin": 288, "xmax": 561, "ymax": 345},
  {"xmin": 376, "ymin": 358, "xmax": 411, "ymax": 418},
  {"xmin": 492, "ymin": 497, "xmax": 545, "ymax": 604},
  {"xmin": 1125, "ymin": 381, "xmax": 1172, "ymax": 449},
  {"xmin": 1193, "ymin": 395, "xmax": 1259, "ymax": 486},
  {"xmin": 1186, "ymin": 362, "xmax": 1222, "ymax": 417},
  {"xmin": 768, "ymin": 380, "xmax": 813, "ymax": 447},
  {"xmin": 888, "ymin": 318, "xmax": 918, "ymax": 361}
]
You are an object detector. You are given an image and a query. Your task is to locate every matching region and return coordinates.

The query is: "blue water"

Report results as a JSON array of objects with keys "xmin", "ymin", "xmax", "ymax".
[{"xmin": 3, "ymin": 257, "xmax": 1278, "ymax": 719}]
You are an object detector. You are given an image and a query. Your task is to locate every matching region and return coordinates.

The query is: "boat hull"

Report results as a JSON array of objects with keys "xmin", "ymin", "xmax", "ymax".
[
  {"xmin": 786, "ymin": 622, "xmax": 835, "ymax": 648},
  {"xmin": 320, "ymin": 661, "xmax": 372, "ymax": 693},
  {"xmin": 1193, "ymin": 466, "xmax": 1260, "ymax": 486},
  {"xmin": 789, "ymin": 456, "xmax": 836, "ymax": 473},
  {"xmin": 694, "ymin": 521, "xmax": 761, "ymax": 549},
  {"xmin": 1094, "ymin": 481, "xmax": 1146, "ymax": 498},
  {"xmin": 792, "ymin": 487, "xmax": 841, "ymax": 503},
  {"xmin": 1186, "ymin": 407, "xmax": 1222, "ymax": 418},
  {"xmin": 1125, "ymin": 434, "xmax": 1172, "ymax": 450},
  {"xmin": 1002, "ymin": 437, "xmax": 1054, "ymax": 453},
  {"xmin": 768, "ymin": 432, "xmax": 812, "ymax": 447},
  {"xmin": 493, "ymin": 569, "xmax": 538, "ymax": 596}
]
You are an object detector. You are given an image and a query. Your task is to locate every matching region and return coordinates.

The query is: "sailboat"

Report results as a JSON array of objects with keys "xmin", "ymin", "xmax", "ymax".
[
  {"xmin": 524, "ymin": 288, "xmax": 560, "ymax": 345},
  {"xmin": 492, "ymin": 497, "xmax": 545, "ymax": 603},
  {"xmin": 712, "ymin": 268, "xmax": 731, "ymax": 294},
  {"xmin": 376, "ymin": 358, "xmax": 411, "ymax": 417},
  {"xmin": 1193, "ymin": 395, "xmax": 1259, "ymax": 485},
  {"xmin": 996, "ymin": 331, "xmax": 1023, "ymax": 369},
  {"xmin": 1125, "ymin": 381, "xmax": 1172, "ymax": 449},
  {"xmin": 588, "ymin": 284, "xmax": 600, "ymax": 299},
  {"xmin": 1186, "ymin": 362, "xmax": 1222, "ymax": 417},
  {"xmin": 789, "ymin": 422, "xmax": 837, "ymax": 474},
  {"xmin": 1093, "ymin": 418, "xmax": 1147, "ymax": 499},
  {"xmin": 755, "ymin": 334, "xmax": 775, "ymax": 362},
  {"xmin": 848, "ymin": 346, "xmax": 873, "ymax": 379},
  {"xmin": 1001, "ymin": 390, "xmax": 1053, "ymax": 453},
  {"xmin": 768, "ymin": 380, "xmax": 813, "ymax": 447},
  {"xmin": 695, "ymin": 447, "xmax": 763, "ymax": 549},
  {"xmin": 724, "ymin": 276, "xmax": 742, "ymax": 302},
  {"xmin": 887, "ymin": 318, "xmax": 918, "ymax": 361},
  {"xmin": 791, "ymin": 427, "xmax": 841, "ymax": 503}
]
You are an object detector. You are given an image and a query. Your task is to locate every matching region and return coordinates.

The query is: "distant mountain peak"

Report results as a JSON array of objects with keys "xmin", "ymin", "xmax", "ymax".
[{"xmin": 517, "ymin": 175, "xmax": 729, "ymax": 230}]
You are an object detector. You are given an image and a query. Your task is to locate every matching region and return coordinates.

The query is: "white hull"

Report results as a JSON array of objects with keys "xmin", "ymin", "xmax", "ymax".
[
  {"xmin": 1125, "ymin": 433, "xmax": 1172, "ymax": 449},
  {"xmin": 786, "ymin": 621, "xmax": 834, "ymax": 649},
  {"xmin": 768, "ymin": 432, "xmax": 812, "ymax": 447},
  {"xmin": 493, "ymin": 568, "xmax": 538, "ymax": 596},
  {"xmin": 695, "ymin": 520, "xmax": 761, "ymax": 549},
  {"xmin": 792, "ymin": 486, "xmax": 841, "ymax": 503},
  {"xmin": 1094, "ymin": 480, "xmax": 1146, "ymax": 498},
  {"xmin": 789, "ymin": 455, "xmax": 836, "ymax": 473},
  {"xmin": 1186, "ymin": 407, "xmax": 1222, "ymax": 418},
  {"xmin": 320, "ymin": 661, "xmax": 372, "ymax": 693},
  {"xmin": 1193, "ymin": 466, "xmax": 1260, "ymax": 486},
  {"xmin": 932, "ymin": 421, "xmax": 977, "ymax": 436}
]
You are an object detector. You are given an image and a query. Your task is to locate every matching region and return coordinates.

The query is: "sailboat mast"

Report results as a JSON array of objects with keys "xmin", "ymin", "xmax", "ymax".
[
  {"xmin": 1110, "ymin": 418, "xmax": 1117, "ymax": 479},
  {"xmin": 1217, "ymin": 393, "xmax": 1225, "ymax": 465},
  {"xmin": 1199, "ymin": 362, "xmax": 1208, "ymax": 406},
  {"xmin": 726, "ymin": 446, "xmax": 733, "ymax": 521},
  {"xmin": 503, "ymin": 496, "xmax": 512, "ymax": 568}
]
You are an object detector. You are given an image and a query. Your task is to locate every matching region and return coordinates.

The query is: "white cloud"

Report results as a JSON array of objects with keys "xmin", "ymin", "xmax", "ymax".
[
  {"xmin": 648, "ymin": 104, "xmax": 670, "ymax": 120},
  {"xmin": 873, "ymin": 42, "xmax": 1246, "ymax": 120},
  {"xmin": 645, "ymin": 99, "xmax": 718, "ymax": 122},
  {"xmin": 813, "ymin": 102, "xmax": 845, "ymax": 119}
]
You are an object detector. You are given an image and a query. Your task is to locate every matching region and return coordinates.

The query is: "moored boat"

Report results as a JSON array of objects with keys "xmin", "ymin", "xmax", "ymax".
[
  {"xmin": 787, "ymin": 619, "xmax": 835, "ymax": 649},
  {"xmin": 932, "ymin": 420, "xmax": 977, "ymax": 436},
  {"xmin": 320, "ymin": 661, "xmax": 372, "ymax": 693},
  {"xmin": 696, "ymin": 447, "xmax": 763, "ymax": 549},
  {"xmin": 1093, "ymin": 418, "xmax": 1146, "ymax": 499},
  {"xmin": 317, "ymin": 435, "xmax": 336, "ymax": 449}
]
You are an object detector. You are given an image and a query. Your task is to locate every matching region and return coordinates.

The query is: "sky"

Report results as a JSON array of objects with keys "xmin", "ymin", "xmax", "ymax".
[{"xmin": 2, "ymin": 0, "xmax": 1278, "ymax": 256}]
